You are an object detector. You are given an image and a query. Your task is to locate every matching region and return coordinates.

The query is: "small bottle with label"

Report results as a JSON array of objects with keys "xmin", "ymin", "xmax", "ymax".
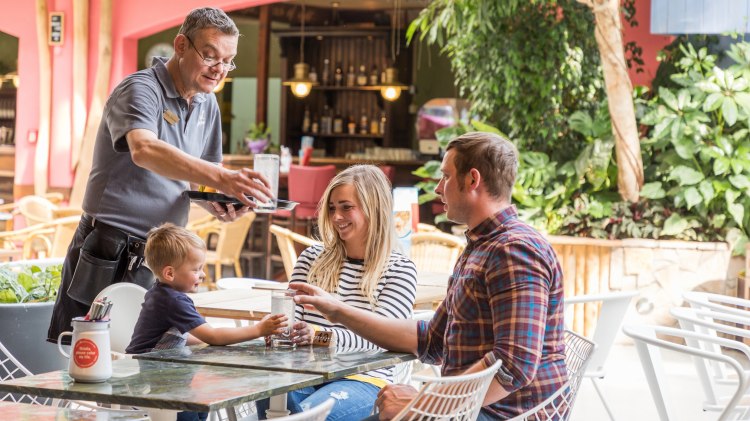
[
  {"xmin": 379, "ymin": 111, "xmax": 387, "ymax": 134},
  {"xmin": 356, "ymin": 65, "xmax": 368, "ymax": 86},
  {"xmin": 347, "ymin": 117, "xmax": 356, "ymax": 135},
  {"xmin": 333, "ymin": 113, "xmax": 344, "ymax": 134},
  {"xmin": 311, "ymin": 114, "xmax": 320, "ymax": 134},
  {"xmin": 346, "ymin": 65, "xmax": 356, "ymax": 87},
  {"xmin": 369, "ymin": 65, "xmax": 379, "ymax": 86},
  {"xmin": 359, "ymin": 110, "xmax": 369, "ymax": 134},
  {"xmin": 309, "ymin": 67, "xmax": 318, "ymax": 84},
  {"xmin": 334, "ymin": 62, "xmax": 344, "ymax": 86},
  {"xmin": 370, "ymin": 117, "xmax": 379, "ymax": 135},
  {"xmin": 302, "ymin": 107, "xmax": 311, "ymax": 133},
  {"xmin": 321, "ymin": 59, "xmax": 331, "ymax": 85}
]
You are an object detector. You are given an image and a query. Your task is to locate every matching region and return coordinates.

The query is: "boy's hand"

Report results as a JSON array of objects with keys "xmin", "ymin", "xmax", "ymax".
[{"xmin": 256, "ymin": 314, "xmax": 287, "ymax": 337}]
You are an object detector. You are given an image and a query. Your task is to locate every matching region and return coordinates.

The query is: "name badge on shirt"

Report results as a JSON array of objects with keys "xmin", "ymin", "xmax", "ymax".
[{"xmin": 163, "ymin": 109, "xmax": 179, "ymax": 125}]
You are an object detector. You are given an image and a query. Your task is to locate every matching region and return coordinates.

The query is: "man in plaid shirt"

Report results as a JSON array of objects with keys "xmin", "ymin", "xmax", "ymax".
[{"xmin": 292, "ymin": 131, "xmax": 566, "ymax": 420}]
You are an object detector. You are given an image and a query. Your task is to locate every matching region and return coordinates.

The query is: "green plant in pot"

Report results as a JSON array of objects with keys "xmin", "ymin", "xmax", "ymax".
[
  {"xmin": 242, "ymin": 122, "xmax": 275, "ymax": 154},
  {"xmin": 0, "ymin": 262, "xmax": 62, "ymax": 303}
]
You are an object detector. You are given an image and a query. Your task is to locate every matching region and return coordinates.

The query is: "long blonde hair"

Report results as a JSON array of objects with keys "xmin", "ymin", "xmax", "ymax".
[{"xmin": 307, "ymin": 165, "xmax": 396, "ymax": 304}]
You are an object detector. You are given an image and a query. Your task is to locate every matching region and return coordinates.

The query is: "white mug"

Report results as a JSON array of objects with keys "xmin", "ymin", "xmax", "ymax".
[{"xmin": 57, "ymin": 317, "xmax": 112, "ymax": 383}]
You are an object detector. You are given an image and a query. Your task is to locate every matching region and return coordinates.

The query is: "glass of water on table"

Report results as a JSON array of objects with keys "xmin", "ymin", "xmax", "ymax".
[{"xmin": 271, "ymin": 289, "xmax": 296, "ymax": 348}]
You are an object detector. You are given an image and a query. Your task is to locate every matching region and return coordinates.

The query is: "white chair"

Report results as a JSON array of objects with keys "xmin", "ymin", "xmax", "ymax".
[
  {"xmin": 684, "ymin": 291, "xmax": 750, "ymax": 318},
  {"xmin": 0, "ymin": 340, "xmax": 53, "ymax": 405},
  {"xmin": 671, "ymin": 306, "xmax": 750, "ymax": 416},
  {"xmin": 508, "ymin": 329, "xmax": 597, "ymax": 421},
  {"xmin": 564, "ymin": 290, "xmax": 637, "ymax": 420},
  {"xmin": 93, "ymin": 282, "xmax": 147, "ymax": 356},
  {"xmin": 388, "ymin": 359, "xmax": 502, "ymax": 421},
  {"xmin": 237, "ymin": 398, "xmax": 334, "ymax": 421},
  {"xmin": 623, "ymin": 324, "xmax": 750, "ymax": 421}
]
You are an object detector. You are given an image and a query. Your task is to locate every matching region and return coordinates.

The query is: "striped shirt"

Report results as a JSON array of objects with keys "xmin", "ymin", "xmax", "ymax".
[
  {"xmin": 291, "ymin": 245, "xmax": 418, "ymax": 384},
  {"xmin": 417, "ymin": 206, "xmax": 566, "ymax": 419}
]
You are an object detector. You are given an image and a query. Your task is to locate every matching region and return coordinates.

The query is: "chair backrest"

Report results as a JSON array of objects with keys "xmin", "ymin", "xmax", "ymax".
[
  {"xmin": 287, "ymin": 165, "xmax": 337, "ymax": 216},
  {"xmin": 623, "ymin": 324, "xmax": 750, "ymax": 421},
  {"xmin": 508, "ymin": 330, "xmax": 597, "ymax": 421},
  {"xmin": 0, "ymin": 340, "xmax": 53, "ymax": 405},
  {"xmin": 564, "ymin": 290, "xmax": 637, "ymax": 377},
  {"xmin": 392, "ymin": 359, "xmax": 502, "ymax": 421},
  {"xmin": 264, "ymin": 398, "xmax": 335, "ymax": 421},
  {"xmin": 683, "ymin": 290, "xmax": 750, "ymax": 317},
  {"xmin": 671, "ymin": 306, "xmax": 750, "ymax": 414},
  {"xmin": 94, "ymin": 283, "xmax": 147, "ymax": 354},
  {"xmin": 269, "ymin": 224, "xmax": 321, "ymax": 280},
  {"xmin": 214, "ymin": 213, "xmax": 256, "ymax": 261},
  {"xmin": 17, "ymin": 196, "xmax": 58, "ymax": 226},
  {"xmin": 410, "ymin": 231, "xmax": 466, "ymax": 275},
  {"xmin": 416, "ymin": 223, "xmax": 440, "ymax": 233}
]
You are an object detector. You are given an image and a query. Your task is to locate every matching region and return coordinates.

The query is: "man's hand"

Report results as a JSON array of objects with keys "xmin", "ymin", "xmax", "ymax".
[
  {"xmin": 218, "ymin": 168, "xmax": 274, "ymax": 208},
  {"xmin": 289, "ymin": 283, "xmax": 342, "ymax": 324},
  {"xmin": 204, "ymin": 202, "xmax": 250, "ymax": 222},
  {"xmin": 375, "ymin": 384, "xmax": 418, "ymax": 420}
]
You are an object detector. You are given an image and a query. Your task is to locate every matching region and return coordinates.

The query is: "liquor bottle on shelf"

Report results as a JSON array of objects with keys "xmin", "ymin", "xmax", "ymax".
[
  {"xmin": 311, "ymin": 114, "xmax": 320, "ymax": 134},
  {"xmin": 370, "ymin": 117, "xmax": 379, "ymax": 135},
  {"xmin": 359, "ymin": 110, "xmax": 368, "ymax": 134},
  {"xmin": 321, "ymin": 105, "xmax": 332, "ymax": 134},
  {"xmin": 309, "ymin": 67, "xmax": 318, "ymax": 84},
  {"xmin": 369, "ymin": 65, "xmax": 379, "ymax": 86},
  {"xmin": 346, "ymin": 65, "xmax": 356, "ymax": 87},
  {"xmin": 356, "ymin": 65, "xmax": 368, "ymax": 86},
  {"xmin": 379, "ymin": 111, "xmax": 387, "ymax": 135},
  {"xmin": 321, "ymin": 59, "xmax": 331, "ymax": 86},
  {"xmin": 333, "ymin": 113, "xmax": 344, "ymax": 134},
  {"xmin": 302, "ymin": 107, "xmax": 311, "ymax": 133},
  {"xmin": 347, "ymin": 116, "xmax": 356, "ymax": 135},
  {"xmin": 334, "ymin": 62, "xmax": 343, "ymax": 87}
]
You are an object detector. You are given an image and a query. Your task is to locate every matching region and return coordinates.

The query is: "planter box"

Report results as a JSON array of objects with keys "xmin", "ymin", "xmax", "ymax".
[
  {"xmin": 0, "ymin": 258, "xmax": 66, "ymax": 374},
  {"xmin": 548, "ymin": 236, "xmax": 743, "ymax": 337}
]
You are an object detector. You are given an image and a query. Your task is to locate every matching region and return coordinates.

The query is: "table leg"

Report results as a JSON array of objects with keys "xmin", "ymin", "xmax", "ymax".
[{"xmin": 265, "ymin": 393, "xmax": 290, "ymax": 418}]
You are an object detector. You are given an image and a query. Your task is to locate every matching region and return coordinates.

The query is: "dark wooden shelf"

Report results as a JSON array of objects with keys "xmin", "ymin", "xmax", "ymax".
[
  {"xmin": 274, "ymin": 27, "xmax": 390, "ymax": 39},
  {"xmin": 303, "ymin": 132, "xmax": 384, "ymax": 139},
  {"xmin": 311, "ymin": 85, "xmax": 382, "ymax": 91}
]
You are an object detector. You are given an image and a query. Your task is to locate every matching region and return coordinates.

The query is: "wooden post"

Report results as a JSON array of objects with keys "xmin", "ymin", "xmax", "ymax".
[
  {"xmin": 256, "ymin": 5, "xmax": 271, "ymax": 126},
  {"xmin": 71, "ymin": 0, "xmax": 88, "ymax": 169},
  {"xmin": 70, "ymin": 0, "xmax": 111, "ymax": 206},
  {"xmin": 35, "ymin": 0, "xmax": 51, "ymax": 196}
]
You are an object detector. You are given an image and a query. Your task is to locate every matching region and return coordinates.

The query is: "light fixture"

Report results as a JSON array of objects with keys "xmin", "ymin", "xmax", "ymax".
[
  {"xmin": 213, "ymin": 77, "xmax": 232, "ymax": 93},
  {"xmin": 283, "ymin": 1, "xmax": 316, "ymax": 98},
  {"xmin": 381, "ymin": 0, "xmax": 405, "ymax": 101},
  {"xmin": 380, "ymin": 67, "xmax": 406, "ymax": 101}
]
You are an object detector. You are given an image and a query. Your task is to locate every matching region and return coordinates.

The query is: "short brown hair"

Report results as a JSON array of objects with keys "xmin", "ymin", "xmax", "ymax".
[
  {"xmin": 446, "ymin": 131, "xmax": 518, "ymax": 201},
  {"xmin": 145, "ymin": 223, "xmax": 206, "ymax": 278},
  {"xmin": 179, "ymin": 7, "xmax": 239, "ymax": 39}
]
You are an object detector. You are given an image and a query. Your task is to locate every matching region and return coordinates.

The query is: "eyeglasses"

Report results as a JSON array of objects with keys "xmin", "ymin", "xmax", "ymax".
[{"xmin": 185, "ymin": 35, "xmax": 237, "ymax": 72}]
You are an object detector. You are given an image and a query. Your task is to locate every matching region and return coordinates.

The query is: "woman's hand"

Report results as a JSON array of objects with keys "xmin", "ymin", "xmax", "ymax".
[{"xmin": 291, "ymin": 320, "xmax": 314, "ymax": 346}]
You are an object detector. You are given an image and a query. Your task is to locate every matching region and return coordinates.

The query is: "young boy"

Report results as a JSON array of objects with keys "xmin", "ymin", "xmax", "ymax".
[{"xmin": 126, "ymin": 223, "xmax": 285, "ymax": 355}]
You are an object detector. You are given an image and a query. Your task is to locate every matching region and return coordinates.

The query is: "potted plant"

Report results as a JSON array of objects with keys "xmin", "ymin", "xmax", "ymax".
[
  {"xmin": 242, "ymin": 122, "xmax": 273, "ymax": 154},
  {"xmin": 0, "ymin": 258, "xmax": 67, "ymax": 373}
]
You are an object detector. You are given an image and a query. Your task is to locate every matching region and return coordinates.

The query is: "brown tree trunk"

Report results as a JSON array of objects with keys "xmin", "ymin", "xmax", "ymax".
[{"xmin": 579, "ymin": 0, "xmax": 643, "ymax": 202}]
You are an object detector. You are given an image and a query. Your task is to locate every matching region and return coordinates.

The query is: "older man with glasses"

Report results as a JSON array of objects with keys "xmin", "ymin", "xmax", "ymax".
[{"xmin": 47, "ymin": 8, "xmax": 271, "ymax": 349}]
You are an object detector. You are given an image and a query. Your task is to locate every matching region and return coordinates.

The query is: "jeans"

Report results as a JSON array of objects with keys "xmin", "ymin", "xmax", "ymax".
[
  {"xmin": 256, "ymin": 379, "xmax": 379, "ymax": 421},
  {"xmin": 177, "ymin": 411, "xmax": 208, "ymax": 421}
]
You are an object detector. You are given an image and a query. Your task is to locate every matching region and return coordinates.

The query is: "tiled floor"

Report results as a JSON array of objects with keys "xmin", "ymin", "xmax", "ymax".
[{"xmin": 571, "ymin": 341, "xmax": 717, "ymax": 421}]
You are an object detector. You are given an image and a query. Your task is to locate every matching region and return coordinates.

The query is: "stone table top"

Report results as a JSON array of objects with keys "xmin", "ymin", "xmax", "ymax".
[
  {"xmin": 0, "ymin": 401, "xmax": 149, "ymax": 420},
  {"xmin": 134, "ymin": 341, "xmax": 416, "ymax": 379},
  {"xmin": 0, "ymin": 358, "xmax": 323, "ymax": 412}
]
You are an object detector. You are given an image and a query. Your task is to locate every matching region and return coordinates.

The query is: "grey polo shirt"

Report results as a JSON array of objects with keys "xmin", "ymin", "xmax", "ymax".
[{"xmin": 82, "ymin": 57, "xmax": 223, "ymax": 238}]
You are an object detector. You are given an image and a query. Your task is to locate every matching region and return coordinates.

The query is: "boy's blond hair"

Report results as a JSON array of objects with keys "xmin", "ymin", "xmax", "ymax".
[{"xmin": 145, "ymin": 223, "xmax": 206, "ymax": 280}]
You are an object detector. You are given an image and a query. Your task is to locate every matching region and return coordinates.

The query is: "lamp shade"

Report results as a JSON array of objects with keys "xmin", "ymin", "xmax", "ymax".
[
  {"xmin": 283, "ymin": 62, "xmax": 317, "ymax": 98},
  {"xmin": 380, "ymin": 67, "xmax": 406, "ymax": 101}
]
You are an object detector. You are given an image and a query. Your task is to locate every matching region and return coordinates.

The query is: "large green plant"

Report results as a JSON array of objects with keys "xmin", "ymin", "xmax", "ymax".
[
  {"xmin": 408, "ymin": 0, "xmax": 604, "ymax": 159},
  {"xmin": 638, "ymin": 40, "xmax": 750, "ymax": 254}
]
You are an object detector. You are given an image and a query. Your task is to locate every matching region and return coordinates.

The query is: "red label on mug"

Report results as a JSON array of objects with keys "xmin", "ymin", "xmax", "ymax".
[{"xmin": 73, "ymin": 338, "xmax": 99, "ymax": 368}]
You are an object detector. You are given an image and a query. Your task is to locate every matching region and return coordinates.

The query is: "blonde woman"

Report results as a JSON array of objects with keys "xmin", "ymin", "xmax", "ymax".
[{"xmin": 257, "ymin": 165, "xmax": 418, "ymax": 420}]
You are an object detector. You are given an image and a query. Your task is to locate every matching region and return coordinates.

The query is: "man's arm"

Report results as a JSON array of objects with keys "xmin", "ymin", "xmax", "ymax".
[
  {"xmin": 290, "ymin": 282, "xmax": 419, "ymax": 353},
  {"xmin": 126, "ymin": 128, "xmax": 272, "ymax": 207},
  {"xmin": 460, "ymin": 359, "xmax": 511, "ymax": 406}
]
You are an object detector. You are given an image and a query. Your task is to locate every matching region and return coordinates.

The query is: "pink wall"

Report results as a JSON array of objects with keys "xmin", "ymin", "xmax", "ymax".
[
  {"xmin": 0, "ymin": 0, "xmax": 673, "ymax": 196},
  {"xmin": 624, "ymin": 0, "xmax": 674, "ymax": 87}
]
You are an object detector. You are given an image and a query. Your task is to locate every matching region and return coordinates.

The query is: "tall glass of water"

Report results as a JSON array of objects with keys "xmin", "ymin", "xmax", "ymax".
[
  {"xmin": 271, "ymin": 290, "xmax": 296, "ymax": 348},
  {"xmin": 253, "ymin": 154, "xmax": 279, "ymax": 212}
]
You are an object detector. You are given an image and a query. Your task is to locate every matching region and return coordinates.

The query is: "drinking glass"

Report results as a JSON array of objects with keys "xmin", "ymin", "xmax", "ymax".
[
  {"xmin": 253, "ymin": 154, "xmax": 279, "ymax": 212},
  {"xmin": 270, "ymin": 289, "xmax": 296, "ymax": 348}
]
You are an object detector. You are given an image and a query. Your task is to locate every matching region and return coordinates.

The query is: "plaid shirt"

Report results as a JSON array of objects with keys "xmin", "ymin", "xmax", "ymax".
[{"xmin": 417, "ymin": 206, "xmax": 566, "ymax": 419}]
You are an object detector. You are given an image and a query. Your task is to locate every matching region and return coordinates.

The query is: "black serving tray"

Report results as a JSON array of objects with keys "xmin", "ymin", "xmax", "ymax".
[{"xmin": 186, "ymin": 191, "xmax": 298, "ymax": 210}]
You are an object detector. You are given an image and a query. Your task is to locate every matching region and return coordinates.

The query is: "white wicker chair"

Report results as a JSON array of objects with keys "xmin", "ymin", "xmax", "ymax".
[
  {"xmin": 507, "ymin": 329, "xmax": 597, "ymax": 421},
  {"xmin": 389, "ymin": 359, "xmax": 502, "ymax": 421},
  {"xmin": 238, "ymin": 398, "xmax": 334, "ymax": 421}
]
